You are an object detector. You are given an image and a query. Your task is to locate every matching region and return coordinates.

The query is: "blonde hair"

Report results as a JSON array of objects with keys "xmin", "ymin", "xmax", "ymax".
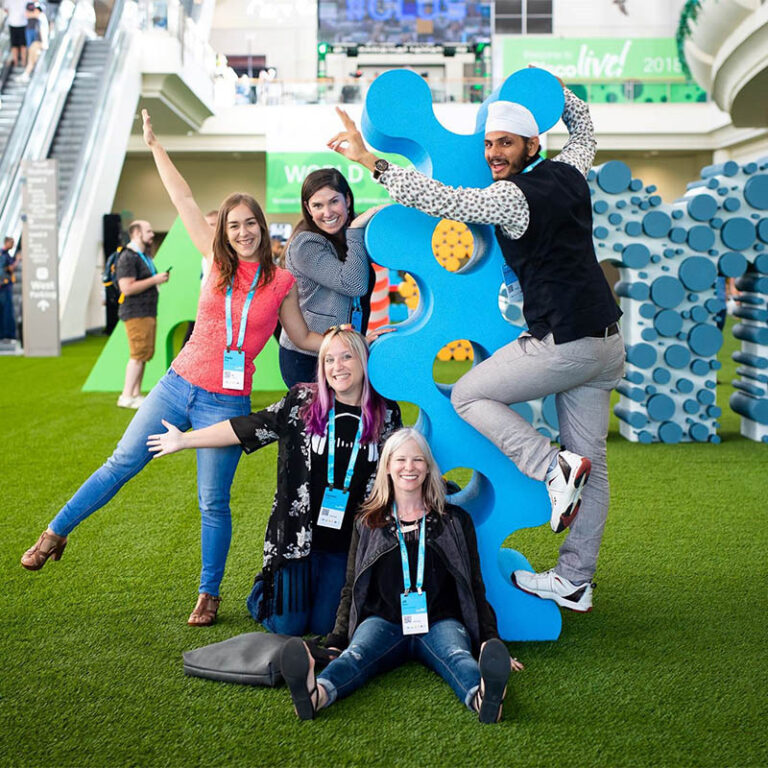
[{"xmin": 358, "ymin": 427, "xmax": 445, "ymax": 528}]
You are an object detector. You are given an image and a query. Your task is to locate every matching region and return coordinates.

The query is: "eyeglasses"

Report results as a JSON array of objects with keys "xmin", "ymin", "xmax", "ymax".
[{"xmin": 323, "ymin": 324, "xmax": 353, "ymax": 335}]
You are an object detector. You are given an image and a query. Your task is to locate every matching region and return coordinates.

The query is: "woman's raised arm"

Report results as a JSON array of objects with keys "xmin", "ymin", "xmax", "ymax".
[{"xmin": 142, "ymin": 109, "xmax": 214, "ymax": 261}]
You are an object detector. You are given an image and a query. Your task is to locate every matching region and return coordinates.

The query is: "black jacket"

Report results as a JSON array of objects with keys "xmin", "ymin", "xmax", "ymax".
[{"xmin": 325, "ymin": 504, "xmax": 498, "ymax": 653}]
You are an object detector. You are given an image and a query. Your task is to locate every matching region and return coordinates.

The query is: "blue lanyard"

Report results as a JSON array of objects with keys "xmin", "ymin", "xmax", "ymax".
[
  {"xmin": 225, "ymin": 267, "xmax": 261, "ymax": 351},
  {"xmin": 522, "ymin": 157, "xmax": 544, "ymax": 174},
  {"xmin": 326, "ymin": 401, "xmax": 364, "ymax": 492},
  {"xmin": 393, "ymin": 503, "xmax": 426, "ymax": 594},
  {"xmin": 135, "ymin": 250, "xmax": 157, "ymax": 276}
]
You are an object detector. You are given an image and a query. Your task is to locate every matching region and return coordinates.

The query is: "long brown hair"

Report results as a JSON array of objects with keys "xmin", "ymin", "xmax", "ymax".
[
  {"xmin": 212, "ymin": 193, "xmax": 274, "ymax": 292},
  {"xmin": 358, "ymin": 428, "xmax": 446, "ymax": 529},
  {"xmin": 288, "ymin": 168, "xmax": 356, "ymax": 261}
]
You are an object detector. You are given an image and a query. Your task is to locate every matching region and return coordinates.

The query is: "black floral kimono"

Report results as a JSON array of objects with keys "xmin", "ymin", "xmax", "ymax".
[{"xmin": 229, "ymin": 385, "xmax": 402, "ymax": 617}]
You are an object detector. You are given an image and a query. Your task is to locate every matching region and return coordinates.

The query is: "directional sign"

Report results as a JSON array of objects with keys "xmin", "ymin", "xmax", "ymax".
[{"xmin": 21, "ymin": 159, "xmax": 60, "ymax": 356}]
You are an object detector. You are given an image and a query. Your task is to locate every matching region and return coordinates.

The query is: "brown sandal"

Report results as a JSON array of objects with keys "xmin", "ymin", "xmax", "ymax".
[
  {"xmin": 21, "ymin": 530, "xmax": 68, "ymax": 571},
  {"xmin": 188, "ymin": 593, "xmax": 221, "ymax": 626}
]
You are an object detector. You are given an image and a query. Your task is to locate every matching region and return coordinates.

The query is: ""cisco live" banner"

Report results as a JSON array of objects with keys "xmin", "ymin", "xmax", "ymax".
[{"xmin": 500, "ymin": 37, "xmax": 687, "ymax": 82}]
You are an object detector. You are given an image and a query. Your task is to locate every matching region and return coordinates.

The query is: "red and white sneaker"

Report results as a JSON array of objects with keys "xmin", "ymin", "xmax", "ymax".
[
  {"xmin": 546, "ymin": 450, "xmax": 591, "ymax": 533},
  {"xmin": 512, "ymin": 568, "xmax": 594, "ymax": 613}
]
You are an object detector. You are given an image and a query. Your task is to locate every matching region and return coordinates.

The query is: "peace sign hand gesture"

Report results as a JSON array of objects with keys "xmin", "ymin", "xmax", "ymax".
[{"xmin": 328, "ymin": 108, "xmax": 378, "ymax": 171}]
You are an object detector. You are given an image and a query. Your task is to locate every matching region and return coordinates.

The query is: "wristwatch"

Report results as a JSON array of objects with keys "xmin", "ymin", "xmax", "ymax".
[{"xmin": 372, "ymin": 158, "xmax": 390, "ymax": 180}]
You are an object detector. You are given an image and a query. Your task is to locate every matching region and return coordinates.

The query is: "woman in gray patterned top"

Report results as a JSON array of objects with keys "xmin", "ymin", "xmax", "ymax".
[{"xmin": 279, "ymin": 168, "xmax": 381, "ymax": 387}]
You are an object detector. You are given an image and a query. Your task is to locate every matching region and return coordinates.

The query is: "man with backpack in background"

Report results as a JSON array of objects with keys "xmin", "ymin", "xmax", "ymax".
[
  {"xmin": 102, "ymin": 246, "xmax": 122, "ymax": 335},
  {"xmin": 115, "ymin": 220, "xmax": 169, "ymax": 409}
]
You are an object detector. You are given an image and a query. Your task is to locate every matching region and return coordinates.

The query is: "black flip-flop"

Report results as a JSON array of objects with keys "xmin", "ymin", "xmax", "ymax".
[
  {"xmin": 477, "ymin": 638, "xmax": 510, "ymax": 724},
  {"xmin": 280, "ymin": 638, "xmax": 317, "ymax": 721}
]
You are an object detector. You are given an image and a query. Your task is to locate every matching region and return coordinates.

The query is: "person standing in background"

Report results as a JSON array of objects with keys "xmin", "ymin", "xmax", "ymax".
[
  {"xmin": 3, "ymin": 0, "xmax": 28, "ymax": 68},
  {"xmin": 116, "ymin": 220, "xmax": 169, "ymax": 409},
  {"xmin": 0, "ymin": 236, "xmax": 19, "ymax": 340}
]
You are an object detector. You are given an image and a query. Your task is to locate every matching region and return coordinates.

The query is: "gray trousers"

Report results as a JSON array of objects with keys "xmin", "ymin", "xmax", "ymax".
[{"xmin": 451, "ymin": 331, "xmax": 625, "ymax": 583}]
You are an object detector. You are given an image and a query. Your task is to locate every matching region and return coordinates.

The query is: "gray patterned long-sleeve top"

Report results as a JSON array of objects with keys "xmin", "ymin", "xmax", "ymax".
[
  {"xmin": 376, "ymin": 88, "xmax": 596, "ymax": 241},
  {"xmin": 279, "ymin": 227, "xmax": 370, "ymax": 354}
]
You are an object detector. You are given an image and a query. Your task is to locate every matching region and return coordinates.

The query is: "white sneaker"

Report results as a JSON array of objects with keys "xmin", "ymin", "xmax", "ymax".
[
  {"xmin": 546, "ymin": 450, "xmax": 591, "ymax": 533},
  {"xmin": 512, "ymin": 568, "xmax": 593, "ymax": 612},
  {"xmin": 132, "ymin": 395, "xmax": 146, "ymax": 406},
  {"xmin": 117, "ymin": 395, "xmax": 140, "ymax": 409}
]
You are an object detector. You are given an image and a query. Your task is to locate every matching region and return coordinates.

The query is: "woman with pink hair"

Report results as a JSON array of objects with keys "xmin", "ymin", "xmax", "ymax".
[{"xmin": 147, "ymin": 326, "xmax": 401, "ymax": 634}]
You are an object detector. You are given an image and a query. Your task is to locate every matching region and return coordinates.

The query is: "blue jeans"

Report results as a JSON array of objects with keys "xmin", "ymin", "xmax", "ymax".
[
  {"xmin": 0, "ymin": 287, "xmax": 15, "ymax": 339},
  {"xmin": 49, "ymin": 369, "xmax": 250, "ymax": 595},
  {"xmin": 318, "ymin": 617, "xmax": 481, "ymax": 708},
  {"xmin": 247, "ymin": 550, "xmax": 347, "ymax": 636},
  {"xmin": 278, "ymin": 346, "xmax": 318, "ymax": 389}
]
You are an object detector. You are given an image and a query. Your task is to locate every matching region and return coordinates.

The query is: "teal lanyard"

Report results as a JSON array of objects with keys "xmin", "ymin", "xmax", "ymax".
[
  {"xmin": 225, "ymin": 267, "xmax": 261, "ymax": 351},
  {"xmin": 393, "ymin": 503, "xmax": 426, "ymax": 595},
  {"xmin": 522, "ymin": 157, "xmax": 544, "ymax": 174},
  {"xmin": 326, "ymin": 401, "xmax": 365, "ymax": 491},
  {"xmin": 135, "ymin": 250, "xmax": 157, "ymax": 276}
]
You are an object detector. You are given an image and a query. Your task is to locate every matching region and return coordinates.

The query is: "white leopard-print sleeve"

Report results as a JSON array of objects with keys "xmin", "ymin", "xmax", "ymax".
[
  {"xmin": 379, "ymin": 166, "xmax": 530, "ymax": 240},
  {"xmin": 553, "ymin": 88, "xmax": 596, "ymax": 178}
]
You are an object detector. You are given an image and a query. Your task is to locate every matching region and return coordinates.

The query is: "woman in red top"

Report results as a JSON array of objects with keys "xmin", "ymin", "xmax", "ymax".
[{"xmin": 21, "ymin": 111, "xmax": 326, "ymax": 626}]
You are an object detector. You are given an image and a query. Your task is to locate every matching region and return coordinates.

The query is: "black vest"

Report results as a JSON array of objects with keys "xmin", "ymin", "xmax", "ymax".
[{"xmin": 495, "ymin": 159, "xmax": 621, "ymax": 344}]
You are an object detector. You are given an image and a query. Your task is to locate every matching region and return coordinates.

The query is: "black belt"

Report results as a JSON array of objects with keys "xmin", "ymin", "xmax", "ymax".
[{"xmin": 587, "ymin": 323, "xmax": 619, "ymax": 338}]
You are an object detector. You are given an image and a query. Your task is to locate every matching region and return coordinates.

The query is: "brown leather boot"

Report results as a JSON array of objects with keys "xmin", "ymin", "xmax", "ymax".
[
  {"xmin": 21, "ymin": 530, "xmax": 68, "ymax": 571},
  {"xmin": 188, "ymin": 593, "xmax": 221, "ymax": 626}
]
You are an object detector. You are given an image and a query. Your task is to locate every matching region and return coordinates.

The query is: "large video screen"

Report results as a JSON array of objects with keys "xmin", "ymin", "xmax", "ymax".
[{"xmin": 318, "ymin": 1, "xmax": 492, "ymax": 45}]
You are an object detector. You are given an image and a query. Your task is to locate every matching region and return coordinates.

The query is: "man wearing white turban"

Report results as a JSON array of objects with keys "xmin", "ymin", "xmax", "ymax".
[{"xmin": 329, "ymin": 75, "xmax": 624, "ymax": 614}]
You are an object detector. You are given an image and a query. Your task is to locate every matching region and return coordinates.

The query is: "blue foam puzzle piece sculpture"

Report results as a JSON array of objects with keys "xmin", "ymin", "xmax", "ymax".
[{"xmin": 363, "ymin": 68, "xmax": 563, "ymax": 641}]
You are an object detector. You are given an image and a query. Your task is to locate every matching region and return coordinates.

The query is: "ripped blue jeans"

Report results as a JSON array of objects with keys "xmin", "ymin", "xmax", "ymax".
[{"xmin": 317, "ymin": 617, "xmax": 480, "ymax": 709}]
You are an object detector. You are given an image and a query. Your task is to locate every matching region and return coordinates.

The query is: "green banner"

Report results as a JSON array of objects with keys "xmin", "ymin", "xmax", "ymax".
[
  {"xmin": 266, "ymin": 152, "xmax": 407, "ymax": 214},
  {"xmin": 501, "ymin": 37, "xmax": 686, "ymax": 81}
]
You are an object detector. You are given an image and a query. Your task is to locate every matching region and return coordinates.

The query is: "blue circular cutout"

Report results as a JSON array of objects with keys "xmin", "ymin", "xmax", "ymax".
[
  {"xmin": 637, "ymin": 431, "xmax": 653, "ymax": 444},
  {"xmin": 697, "ymin": 389, "xmax": 715, "ymax": 405},
  {"xmin": 683, "ymin": 399, "xmax": 699, "ymax": 414},
  {"xmin": 647, "ymin": 394, "xmax": 675, "ymax": 421},
  {"xmin": 630, "ymin": 179, "xmax": 643, "ymax": 191},
  {"xmin": 690, "ymin": 359, "xmax": 709, "ymax": 376},
  {"xmin": 678, "ymin": 256, "xmax": 717, "ymax": 291},
  {"xmin": 608, "ymin": 212, "xmax": 623, "ymax": 225},
  {"xmin": 650, "ymin": 276, "xmax": 685, "ymax": 308},
  {"xmin": 718, "ymin": 251, "xmax": 747, "ymax": 277},
  {"xmin": 676, "ymin": 378, "xmax": 694, "ymax": 393},
  {"xmin": 658, "ymin": 421, "xmax": 683, "ymax": 444},
  {"xmin": 687, "ymin": 194, "xmax": 718, "ymax": 221},
  {"xmin": 593, "ymin": 200, "xmax": 609, "ymax": 214},
  {"xmin": 596, "ymin": 161, "xmax": 632, "ymax": 194},
  {"xmin": 720, "ymin": 218, "xmax": 756, "ymax": 250},
  {"xmin": 744, "ymin": 174, "xmax": 768, "ymax": 210},
  {"xmin": 627, "ymin": 343, "xmax": 657, "ymax": 369},
  {"xmin": 687, "ymin": 225, "xmax": 715, "ymax": 252},
  {"xmin": 594, "ymin": 226, "xmax": 609, "ymax": 239},
  {"xmin": 723, "ymin": 197, "xmax": 740, "ymax": 213},
  {"xmin": 653, "ymin": 367, "xmax": 671, "ymax": 384},
  {"xmin": 622, "ymin": 243, "xmax": 651, "ymax": 269},
  {"xmin": 642, "ymin": 211, "xmax": 671, "ymax": 238},
  {"xmin": 625, "ymin": 221, "xmax": 642, "ymax": 237},
  {"xmin": 639, "ymin": 302, "xmax": 656, "ymax": 319},
  {"xmin": 665, "ymin": 344, "xmax": 691, "ymax": 369},
  {"xmin": 757, "ymin": 218, "xmax": 768, "ymax": 243},
  {"xmin": 641, "ymin": 328, "xmax": 658, "ymax": 342},
  {"xmin": 689, "ymin": 324, "xmax": 723, "ymax": 357},
  {"xmin": 669, "ymin": 227, "xmax": 687, "ymax": 244},
  {"xmin": 654, "ymin": 309, "xmax": 683, "ymax": 336},
  {"xmin": 754, "ymin": 253, "xmax": 768, "ymax": 273},
  {"xmin": 689, "ymin": 423, "xmax": 709, "ymax": 442},
  {"xmin": 707, "ymin": 405, "xmax": 722, "ymax": 418},
  {"xmin": 690, "ymin": 306, "xmax": 708, "ymax": 323}
]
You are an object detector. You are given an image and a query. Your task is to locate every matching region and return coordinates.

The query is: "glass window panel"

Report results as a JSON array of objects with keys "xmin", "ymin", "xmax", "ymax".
[
  {"xmin": 527, "ymin": 0, "xmax": 552, "ymax": 14},
  {"xmin": 495, "ymin": 16, "xmax": 523, "ymax": 33},
  {"xmin": 526, "ymin": 15, "xmax": 552, "ymax": 33},
  {"xmin": 495, "ymin": 0, "xmax": 523, "ymax": 13}
]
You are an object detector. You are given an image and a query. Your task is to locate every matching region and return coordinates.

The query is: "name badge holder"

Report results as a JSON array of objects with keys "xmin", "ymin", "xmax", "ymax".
[
  {"xmin": 317, "ymin": 403, "xmax": 364, "ymax": 530},
  {"xmin": 222, "ymin": 267, "xmax": 260, "ymax": 391},
  {"xmin": 394, "ymin": 504, "xmax": 429, "ymax": 636},
  {"xmin": 501, "ymin": 263, "xmax": 523, "ymax": 302},
  {"xmin": 351, "ymin": 296, "xmax": 363, "ymax": 333}
]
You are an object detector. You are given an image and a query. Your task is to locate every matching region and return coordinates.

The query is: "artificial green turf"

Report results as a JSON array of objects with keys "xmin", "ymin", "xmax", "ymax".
[{"xmin": 2, "ymin": 322, "xmax": 767, "ymax": 767}]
